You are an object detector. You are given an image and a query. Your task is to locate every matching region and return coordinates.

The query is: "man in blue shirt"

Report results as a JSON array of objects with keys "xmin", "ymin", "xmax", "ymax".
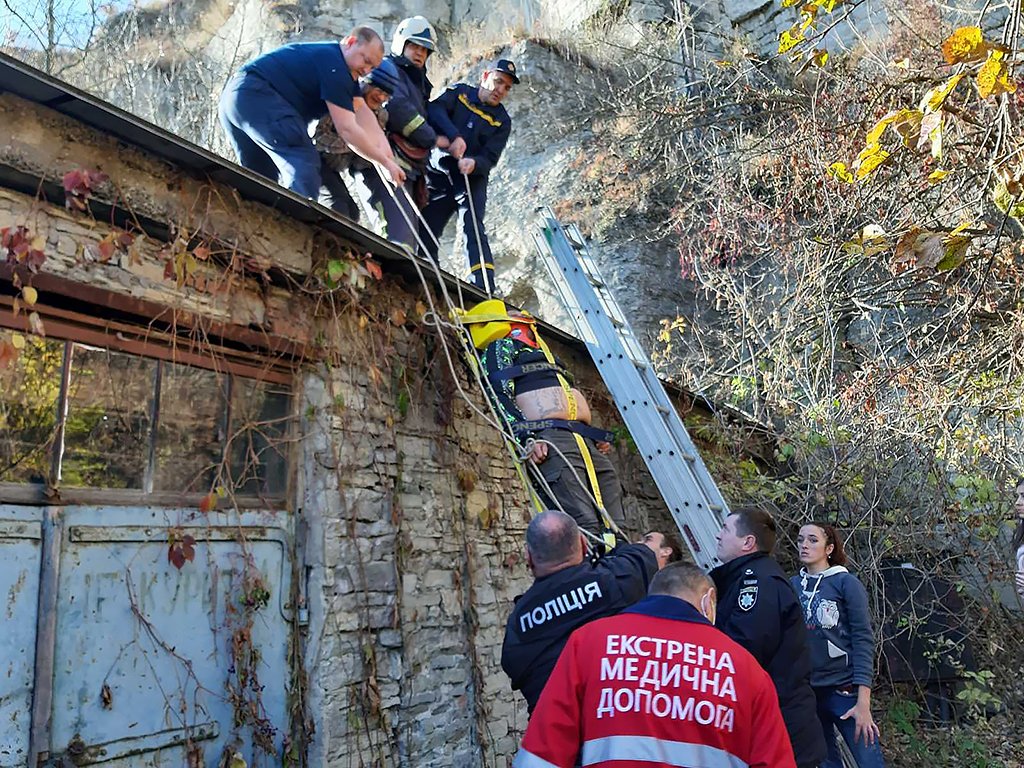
[
  {"xmin": 421, "ymin": 60, "xmax": 518, "ymax": 292},
  {"xmin": 219, "ymin": 26, "xmax": 405, "ymax": 202}
]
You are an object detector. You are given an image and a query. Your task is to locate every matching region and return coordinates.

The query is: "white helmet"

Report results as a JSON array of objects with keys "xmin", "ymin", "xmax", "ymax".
[{"xmin": 391, "ymin": 15, "xmax": 437, "ymax": 57}]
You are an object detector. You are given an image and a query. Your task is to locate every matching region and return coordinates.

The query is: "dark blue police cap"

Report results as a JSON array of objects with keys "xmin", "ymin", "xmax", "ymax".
[{"xmin": 490, "ymin": 59, "xmax": 520, "ymax": 84}]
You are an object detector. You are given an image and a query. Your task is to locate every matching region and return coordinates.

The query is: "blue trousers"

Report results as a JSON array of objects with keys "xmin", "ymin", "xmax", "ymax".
[
  {"xmin": 319, "ymin": 157, "xmax": 360, "ymax": 220},
  {"xmin": 219, "ymin": 71, "xmax": 322, "ymax": 200},
  {"xmin": 815, "ymin": 687, "xmax": 886, "ymax": 768},
  {"xmin": 420, "ymin": 167, "xmax": 494, "ymax": 292}
]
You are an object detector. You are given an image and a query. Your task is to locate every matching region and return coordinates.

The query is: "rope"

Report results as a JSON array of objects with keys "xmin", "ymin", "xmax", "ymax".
[
  {"xmin": 462, "ymin": 169, "xmax": 492, "ymax": 297},
  {"xmin": 367, "ymin": 161, "xmax": 619, "ymax": 545}
]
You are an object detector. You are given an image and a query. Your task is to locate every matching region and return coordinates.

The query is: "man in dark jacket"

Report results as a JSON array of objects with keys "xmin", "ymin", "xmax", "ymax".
[
  {"xmin": 501, "ymin": 509, "xmax": 662, "ymax": 714},
  {"xmin": 352, "ymin": 16, "xmax": 442, "ymax": 254},
  {"xmin": 421, "ymin": 59, "xmax": 518, "ymax": 292},
  {"xmin": 710, "ymin": 507, "xmax": 827, "ymax": 768}
]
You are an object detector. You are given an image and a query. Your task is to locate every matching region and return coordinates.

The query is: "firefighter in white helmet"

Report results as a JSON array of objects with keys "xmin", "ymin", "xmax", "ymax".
[{"xmin": 351, "ymin": 16, "xmax": 446, "ymax": 254}]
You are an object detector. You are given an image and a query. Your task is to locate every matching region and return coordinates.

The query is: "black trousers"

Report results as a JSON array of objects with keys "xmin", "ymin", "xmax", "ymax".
[{"xmin": 420, "ymin": 167, "xmax": 494, "ymax": 291}]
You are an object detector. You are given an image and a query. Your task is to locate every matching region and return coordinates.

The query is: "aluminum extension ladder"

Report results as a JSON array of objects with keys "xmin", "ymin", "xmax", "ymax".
[{"xmin": 532, "ymin": 208, "xmax": 729, "ymax": 570}]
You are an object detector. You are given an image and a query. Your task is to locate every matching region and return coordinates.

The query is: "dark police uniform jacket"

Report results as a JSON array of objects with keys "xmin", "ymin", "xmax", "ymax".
[
  {"xmin": 427, "ymin": 83, "xmax": 511, "ymax": 176},
  {"xmin": 710, "ymin": 552, "xmax": 827, "ymax": 767},
  {"xmin": 501, "ymin": 543, "xmax": 657, "ymax": 714}
]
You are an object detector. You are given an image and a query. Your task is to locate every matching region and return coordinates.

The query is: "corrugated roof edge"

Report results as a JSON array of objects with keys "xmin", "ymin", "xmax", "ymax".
[{"xmin": 0, "ymin": 52, "xmax": 769, "ymax": 435}]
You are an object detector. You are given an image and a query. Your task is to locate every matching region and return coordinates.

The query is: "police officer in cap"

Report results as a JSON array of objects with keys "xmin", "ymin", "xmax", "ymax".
[
  {"xmin": 422, "ymin": 59, "xmax": 519, "ymax": 292},
  {"xmin": 501, "ymin": 509, "xmax": 663, "ymax": 715},
  {"xmin": 711, "ymin": 507, "xmax": 827, "ymax": 768}
]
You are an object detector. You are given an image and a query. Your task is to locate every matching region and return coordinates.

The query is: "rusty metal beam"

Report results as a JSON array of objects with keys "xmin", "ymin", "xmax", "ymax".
[
  {"xmin": 0, "ymin": 264, "xmax": 310, "ymax": 358},
  {"xmin": 0, "ymin": 483, "xmax": 287, "ymax": 509},
  {"xmin": 0, "ymin": 301, "xmax": 295, "ymax": 385}
]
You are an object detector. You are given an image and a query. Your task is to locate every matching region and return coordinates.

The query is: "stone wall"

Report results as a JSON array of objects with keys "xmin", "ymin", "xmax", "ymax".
[
  {"xmin": 296, "ymin": 279, "xmax": 683, "ymax": 766},
  {"xmin": 0, "ymin": 83, "xmax": 695, "ymax": 766}
]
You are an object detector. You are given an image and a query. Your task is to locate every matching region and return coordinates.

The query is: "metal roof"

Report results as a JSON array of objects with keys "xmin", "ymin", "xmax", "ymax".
[{"xmin": 0, "ymin": 51, "xmax": 499, "ymax": 310}]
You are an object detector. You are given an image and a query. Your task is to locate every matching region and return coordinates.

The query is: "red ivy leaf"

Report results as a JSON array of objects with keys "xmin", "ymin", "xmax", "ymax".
[
  {"xmin": 62, "ymin": 168, "xmax": 108, "ymax": 211},
  {"xmin": 364, "ymin": 259, "xmax": 383, "ymax": 281},
  {"xmin": 0, "ymin": 341, "xmax": 19, "ymax": 370},
  {"xmin": 2, "ymin": 226, "xmax": 47, "ymax": 271},
  {"xmin": 198, "ymin": 493, "xmax": 216, "ymax": 514},
  {"xmin": 167, "ymin": 533, "xmax": 196, "ymax": 570},
  {"xmin": 97, "ymin": 236, "xmax": 116, "ymax": 263},
  {"xmin": 168, "ymin": 542, "xmax": 186, "ymax": 569}
]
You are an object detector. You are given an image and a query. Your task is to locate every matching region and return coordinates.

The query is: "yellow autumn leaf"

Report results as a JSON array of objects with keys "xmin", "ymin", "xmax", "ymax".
[
  {"xmin": 920, "ymin": 73, "xmax": 965, "ymax": 113},
  {"xmin": 977, "ymin": 49, "xmax": 1017, "ymax": 99},
  {"xmin": 917, "ymin": 111, "xmax": 943, "ymax": 159},
  {"xmin": 949, "ymin": 220, "xmax": 973, "ymax": 237},
  {"xmin": 779, "ymin": 27, "xmax": 804, "ymax": 54},
  {"xmin": 866, "ymin": 114, "xmax": 897, "ymax": 145},
  {"xmin": 927, "ymin": 169, "xmax": 950, "ymax": 184},
  {"xmin": 781, "ymin": 0, "xmax": 801, "ymax": 6},
  {"xmin": 936, "ymin": 235, "xmax": 970, "ymax": 271},
  {"xmin": 891, "ymin": 109, "xmax": 924, "ymax": 147},
  {"xmin": 892, "ymin": 57, "xmax": 910, "ymax": 70},
  {"xmin": 842, "ymin": 224, "xmax": 888, "ymax": 257},
  {"xmin": 799, "ymin": 7, "xmax": 818, "ymax": 33},
  {"xmin": 940, "ymin": 26, "xmax": 988, "ymax": 65},
  {"xmin": 811, "ymin": 49, "xmax": 829, "ymax": 67},
  {"xmin": 827, "ymin": 162, "xmax": 855, "ymax": 183},
  {"xmin": 10, "ymin": 333, "xmax": 26, "ymax": 350},
  {"xmin": 854, "ymin": 144, "xmax": 890, "ymax": 180},
  {"xmin": 21, "ymin": 286, "xmax": 37, "ymax": 306}
]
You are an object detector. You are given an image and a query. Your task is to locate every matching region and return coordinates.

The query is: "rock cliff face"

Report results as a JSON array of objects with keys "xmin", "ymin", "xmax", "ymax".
[{"xmin": 67, "ymin": 0, "xmax": 891, "ymax": 353}]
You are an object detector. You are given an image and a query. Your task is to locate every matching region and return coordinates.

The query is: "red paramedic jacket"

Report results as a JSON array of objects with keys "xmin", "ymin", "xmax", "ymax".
[{"xmin": 513, "ymin": 595, "xmax": 797, "ymax": 768}]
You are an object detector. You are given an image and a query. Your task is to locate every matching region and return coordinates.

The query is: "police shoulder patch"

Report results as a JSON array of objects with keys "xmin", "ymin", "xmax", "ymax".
[{"xmin": 738, "ymin": 585, "xmax": 758, "ymax": 611}]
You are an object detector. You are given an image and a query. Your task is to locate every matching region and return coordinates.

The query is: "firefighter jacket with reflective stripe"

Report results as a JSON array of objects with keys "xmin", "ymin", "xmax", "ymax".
[
  {"xmin": 384, "ymin": 54, "xmax": 437, "ymax": 174},
  {"xmin": 513, "ymin": 595, "xmax": 797, "ymax": 768},
  {"xmin": 710, "ymin": 552, "xmax": 826, "ymax": 767},
  {"xmin": 501, "ymin": 544, "xmax": 657, "ymax": 714},
  {"xmin": 427, "ymin": 83, "xmax": 511, "ymax": 175}
]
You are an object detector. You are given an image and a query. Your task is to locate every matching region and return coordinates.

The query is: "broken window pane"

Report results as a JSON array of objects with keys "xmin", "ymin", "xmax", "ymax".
[
  {"xmin": 0, "ymin": 331, "xmax": 64, "ymax": 484},
  {"xmin": 225, "ymin": 379, "xmax": 290, "ymax": 497},
  {"xmin": 151, "ymin": 362, "xmax": 228, "ymax": 493},
  {"xmin": 62, "ymin": 345, "xmax": 155, "ymax": 489}
]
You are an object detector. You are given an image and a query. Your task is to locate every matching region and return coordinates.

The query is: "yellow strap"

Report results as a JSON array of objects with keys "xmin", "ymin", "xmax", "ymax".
[
  {"xmin": 535, "ymin": 332, "xmax": 577, "ymax": 420},
  {"xmin": 571, "ymin": 432, "xmax": 617, "ymax": 550},
  {"xmin": 452, "ymin": 311, "xmax": 536, "ymax": 325},
  {"xmin": 468, "ymin": 262, "xmax": 495, "ymax": 272},
  {"xmin": 537, "ymin": 330, "xmax": 616, "ymax": 543}
]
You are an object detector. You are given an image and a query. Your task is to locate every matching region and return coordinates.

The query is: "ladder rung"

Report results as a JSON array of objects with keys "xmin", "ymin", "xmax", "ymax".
[{"xmin": 535, "ymin": 208, "xmax": 730, "ymax": 570}]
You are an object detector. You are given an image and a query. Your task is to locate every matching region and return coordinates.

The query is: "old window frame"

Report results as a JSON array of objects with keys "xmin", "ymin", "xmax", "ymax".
[{"xmin": 0, "ymin": 304, "xmax": 295, "ymax": 510}]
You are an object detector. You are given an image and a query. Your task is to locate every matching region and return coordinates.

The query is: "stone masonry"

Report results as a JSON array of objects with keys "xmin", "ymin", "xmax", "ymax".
[{"xmin": 0, "ymin": 79, "xmax": 702, "ymax": 766}]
